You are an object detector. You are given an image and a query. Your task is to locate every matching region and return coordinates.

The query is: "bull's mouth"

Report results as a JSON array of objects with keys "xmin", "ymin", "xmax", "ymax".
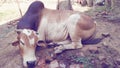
[{"xmin": 23, "ymin": 60, "xmax": 38, "ymax": 68}]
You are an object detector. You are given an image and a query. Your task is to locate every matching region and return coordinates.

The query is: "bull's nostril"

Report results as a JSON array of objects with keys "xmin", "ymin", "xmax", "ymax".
[{"xmin": 27, "ymin": 61, "xmax": 36, "ymax": 68}]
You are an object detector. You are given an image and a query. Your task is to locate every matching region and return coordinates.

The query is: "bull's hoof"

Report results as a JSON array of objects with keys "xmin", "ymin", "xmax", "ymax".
[
  {"xmin": 54, "ymin": 45, "xmax": 64, "ymax": 54},
  {"xmin": 76, "ymin": 44, "xmax": 83, "ymax": 49}
]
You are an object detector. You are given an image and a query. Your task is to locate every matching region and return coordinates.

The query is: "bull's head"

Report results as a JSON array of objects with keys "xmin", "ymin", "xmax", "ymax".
[{"xmin": 12, "ymin": 29, "xmax": 39, "ymax": 68}]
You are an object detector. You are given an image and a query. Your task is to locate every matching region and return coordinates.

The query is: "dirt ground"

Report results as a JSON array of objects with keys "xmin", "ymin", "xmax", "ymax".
[{"xmin": 0, "ymin": 1, "xmax": 120, "ymax": 68}]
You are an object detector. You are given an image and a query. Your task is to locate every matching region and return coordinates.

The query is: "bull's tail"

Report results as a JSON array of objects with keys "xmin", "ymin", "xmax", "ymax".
[
  {"xmin": 82, "ymin": 21, "xmax": 108, "ymax": 45},
  {"xmin": 82, "ymin": 36, "xmax": 104, "ymax": 45}
]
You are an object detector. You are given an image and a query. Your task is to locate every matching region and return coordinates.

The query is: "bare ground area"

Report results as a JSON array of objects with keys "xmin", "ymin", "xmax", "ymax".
[
  {"xmin": 0, "ymin": 12, "xmax": 120, "ymax": 68},
  {"xmin": 0, "ymin": 1, "xmax": 120, "ymax": 68}
]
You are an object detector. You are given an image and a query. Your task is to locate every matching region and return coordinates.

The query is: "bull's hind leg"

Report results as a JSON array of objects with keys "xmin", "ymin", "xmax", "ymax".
[
  {"xmin": 54, "ymin": 39, "xmax": 83, "ymax": 54},
  {"xmin": 54, "ymin": 13, "xmax": 84, "ymax": 54}
]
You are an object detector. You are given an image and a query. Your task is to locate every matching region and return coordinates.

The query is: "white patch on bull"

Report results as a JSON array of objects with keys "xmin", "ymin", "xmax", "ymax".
[
  {"xmin": 37, "ymin": 16, "xmax": 48, "ymax": 41},
  {"xmin": 22, "ymin": 29, "xmax": 32, "ymax": 36},
  {"xmin": 65, "ymin": 13, "xmax": 81, "ymax": 35},
  {"xmin": 68, "ymin": 13, "xmax": 80, "ymax": 25},
  {"xmin": 29, "ymin": 38, "xmax": 35, "ymax": 45}
]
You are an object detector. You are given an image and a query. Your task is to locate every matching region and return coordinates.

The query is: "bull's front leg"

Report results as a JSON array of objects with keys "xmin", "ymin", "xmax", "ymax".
[
  {"xmin": 37, "ymin": 22, "xmax": 47, "ymax": 47},
  {"xmin": 54, "ymin": 40, "xmax": 83, "ymax": 54}
]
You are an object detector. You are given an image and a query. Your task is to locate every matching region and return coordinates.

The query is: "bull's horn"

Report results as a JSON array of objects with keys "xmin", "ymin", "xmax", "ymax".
[{"xmin": 15, "ymin": 29, "xmax": 23, "ymax": 34}]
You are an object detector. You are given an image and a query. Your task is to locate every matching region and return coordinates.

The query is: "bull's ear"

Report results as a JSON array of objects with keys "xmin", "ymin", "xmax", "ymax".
[
  {"xmin": 12, "ymin": 41, "xmax": 19, "ymax": 46},
  {"xmin": 37, "ymin": 40, "xmax": 46, "ymax": 47},
  {"xmin": 36, "ymin": 32, "xmax": 39, "ymax": 35}
]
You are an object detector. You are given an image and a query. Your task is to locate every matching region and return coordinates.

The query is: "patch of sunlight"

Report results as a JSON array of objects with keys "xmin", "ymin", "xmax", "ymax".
[{"xmin": 0, "ymin": 2, "xmax": 29, "ymax": 25}]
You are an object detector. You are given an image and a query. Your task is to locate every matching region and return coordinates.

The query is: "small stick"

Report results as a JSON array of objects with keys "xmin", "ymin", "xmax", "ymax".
[{"xmin": 16, "ymin": 0, "xmax": 22, "ymax": 17}]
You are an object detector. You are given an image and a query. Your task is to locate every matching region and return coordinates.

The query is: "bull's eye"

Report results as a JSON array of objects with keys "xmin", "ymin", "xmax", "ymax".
[
  {"xmin": 20, "ymin": 41, "xmax": 25, "ymax": 45},
  {"xmin": 36, "ymin": 32, "xmax": 39, "ymax": 35}
]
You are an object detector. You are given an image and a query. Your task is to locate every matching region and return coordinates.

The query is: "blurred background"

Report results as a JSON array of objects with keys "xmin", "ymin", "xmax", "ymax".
[
  {"xmin": 0, "ymin": 0, "xmax": 116, "ymax": 25},
  {"xmin": 0, "ymin": 0, "xmax": 120, "ymax": 68}
]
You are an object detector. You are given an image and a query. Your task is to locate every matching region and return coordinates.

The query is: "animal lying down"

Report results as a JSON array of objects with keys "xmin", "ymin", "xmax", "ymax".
[
  {"xmin": 36, "ymin": 10, "xmax": 96, "ymax": 54},
  {"xmin": 12, "ymin": 1, "xmax": 96, "ymax": 68}
]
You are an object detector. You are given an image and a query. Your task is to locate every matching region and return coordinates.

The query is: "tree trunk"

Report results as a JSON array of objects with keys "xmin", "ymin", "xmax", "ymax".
[
  {"xmin": 81, "ymin": 0, "xmax": 87, "ymax": 6},
  {"xmin": 57, "ymin": 0, "xmax": 73, "ymax": 10},
  {"xmin": 111, "ymin": 0, "xmax": 115, "ymax": 9},
  {"xmin": 105, "ymin": 0, "xmax": 111, "ymax": 7},
  {"xmin": 86, "ymin": 0, "xmax": 93, "ymax": 7}
]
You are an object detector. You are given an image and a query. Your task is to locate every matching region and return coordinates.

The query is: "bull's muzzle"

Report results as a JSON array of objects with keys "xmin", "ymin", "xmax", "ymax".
[{"xmin": 27, "ymin": 61, "xmax": 36, "ymax": 68}]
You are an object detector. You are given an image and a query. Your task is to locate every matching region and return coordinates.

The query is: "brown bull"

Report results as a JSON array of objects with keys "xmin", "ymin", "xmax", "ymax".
[
  {"xmin": 37, "ymin": 8, "xmax": 96, "ymax": 54},
  {"xmin": 12, "ymin": 1, "xmax": 96, "ymax": 68}
]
